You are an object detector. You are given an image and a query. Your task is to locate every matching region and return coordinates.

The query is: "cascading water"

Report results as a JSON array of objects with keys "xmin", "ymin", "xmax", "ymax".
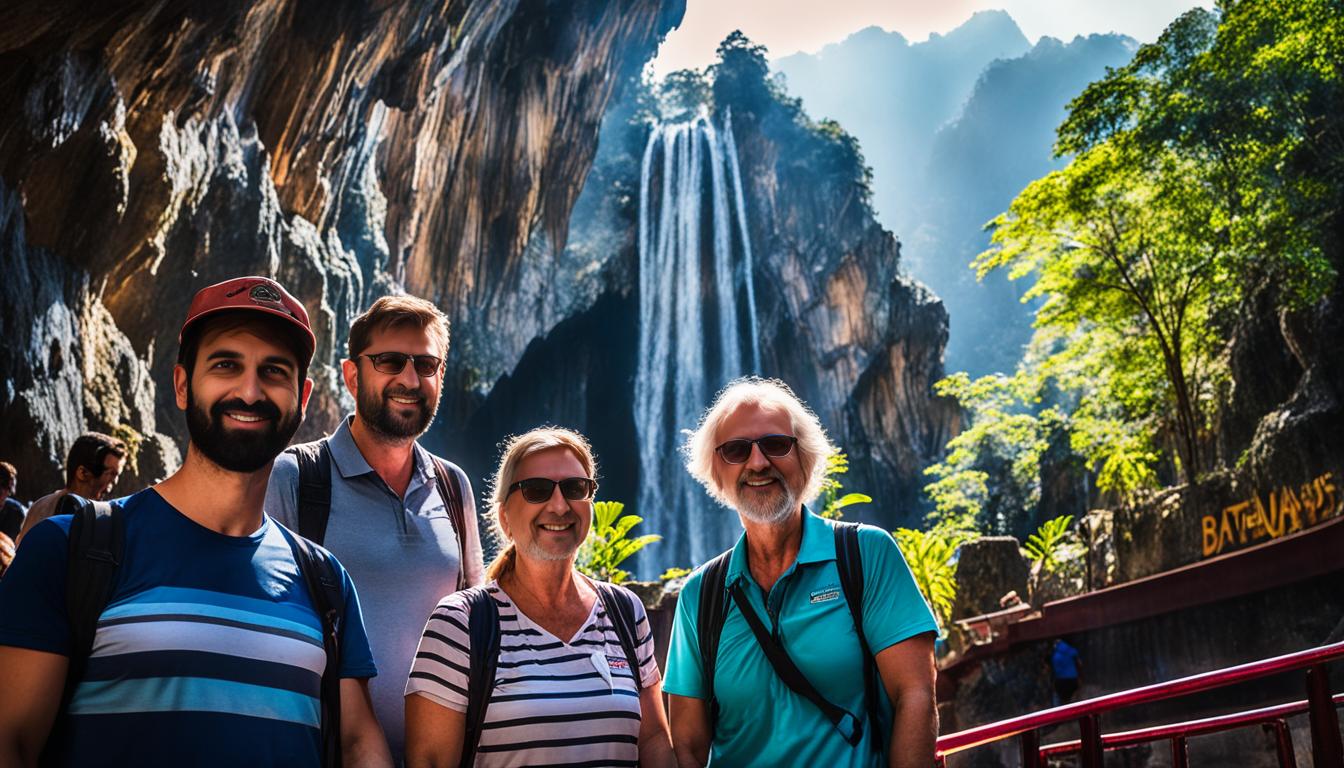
[{"xmin": 635, "ymin": 110, "xmax": 760, "ymax": 577}]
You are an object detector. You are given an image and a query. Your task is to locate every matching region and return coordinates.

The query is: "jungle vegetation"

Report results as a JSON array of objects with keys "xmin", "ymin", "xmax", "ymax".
[{"xmin": 925, "ymin": 0, "xmax": 1343, "ymax": 536}]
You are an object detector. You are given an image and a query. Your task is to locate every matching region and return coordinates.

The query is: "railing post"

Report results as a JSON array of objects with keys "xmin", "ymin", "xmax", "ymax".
[
  {"xmin": 1170, "ymin": 735, "xmax": 1189, "ymax": 768},
  {"xmin": 1079, "ymin": 714, "xmax": 1104, "ymax": 768},
  {"xmin": 1019, "ymin": 729, "xmax": 1040, "ymax": 768},
  {"xmin": 1307, "ymin": 664, "xmax": 1343, "ymax": 768},
  {"xmin": 1269, "ymin": 718, "xmax": 1299, "ymax": 768}
]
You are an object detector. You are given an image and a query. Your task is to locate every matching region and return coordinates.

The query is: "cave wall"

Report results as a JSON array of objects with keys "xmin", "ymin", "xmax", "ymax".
[{"xmin": 0, "ymin": 0, "xmax": 684, "ymax": 495}]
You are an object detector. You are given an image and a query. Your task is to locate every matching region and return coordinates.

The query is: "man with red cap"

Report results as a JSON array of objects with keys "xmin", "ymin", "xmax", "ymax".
[{"xmin": 0, "ymin": 277, "xmax": 392, "ymax": 767}]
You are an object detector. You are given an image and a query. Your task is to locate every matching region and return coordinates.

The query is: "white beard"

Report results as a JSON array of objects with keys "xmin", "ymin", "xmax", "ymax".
[{"xmin": 734, "ymin": 483, "xmax": 798, "ymax": 525}]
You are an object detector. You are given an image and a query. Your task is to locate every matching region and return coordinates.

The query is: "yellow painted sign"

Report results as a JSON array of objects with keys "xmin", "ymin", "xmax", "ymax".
[{"xmin": 1201, "ymin": 471, "xmax": 1340, "ymax": 557}]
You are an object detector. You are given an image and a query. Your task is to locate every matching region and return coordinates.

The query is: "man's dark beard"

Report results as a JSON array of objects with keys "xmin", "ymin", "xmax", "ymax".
[
  {"xmin": 357, "ymin": 378, "xmax": 439, "ymax": 440},
  {"xmin": 186, "ymin": 392, "xmax": 301, "ymax": 473}
]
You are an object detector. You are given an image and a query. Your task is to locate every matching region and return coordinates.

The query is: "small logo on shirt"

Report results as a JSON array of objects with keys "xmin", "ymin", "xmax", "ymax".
[
  {"xmin": 810, "ymin": 586, "xmax": 841, "ymax": 604},
  {"xmin": 606, "ymin": 655, "xmax": 630, "ymax": 670}
]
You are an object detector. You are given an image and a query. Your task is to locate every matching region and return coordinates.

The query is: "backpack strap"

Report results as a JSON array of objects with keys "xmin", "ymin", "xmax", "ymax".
[
  {"xmin": 429, "ymin": 455, "xmax": 468, "ymax": 592},
  {"xmin": 288, "ymin": 441, "xmax": 334, "ymax": 545},
  {"xmin": 61, "ymin": 495, "xmax": 122, "ymax": 708},
  {"xmin": 727, "ymin": 581, "xmax": 865, "ymax": 746},
  {"xmin": 461, "ymin": 586, "xmax": 501, "ymax": 767},
  {"xmin": 834, "ymin": 521, "xmax": 882, "ymax": 754},
  {"xmin": 284, "ymin": 528, "xmax": 346, "ymax": 768},
  {"xmin": 593, "ymin": 582, "xmax": 643, "ymax": 690},
  {"xmin": 695, "ymin": 550, "xmax": 732, "ymax": 730}
]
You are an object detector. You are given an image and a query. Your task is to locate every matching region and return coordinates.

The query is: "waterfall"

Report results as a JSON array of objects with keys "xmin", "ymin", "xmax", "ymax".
[{"xmin": 634, "ymin": 111, "xmax": 760, "ymax": 577}]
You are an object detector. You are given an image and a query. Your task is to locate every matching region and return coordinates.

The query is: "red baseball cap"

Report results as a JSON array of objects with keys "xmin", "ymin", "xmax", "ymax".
[{"xmin": 179, "ymin": 276, "xmax": 316, "ymax": 363}]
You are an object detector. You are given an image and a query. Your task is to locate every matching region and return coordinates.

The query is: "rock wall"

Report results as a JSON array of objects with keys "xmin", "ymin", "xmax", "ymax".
[
  {"xmin": 729, "ymin": 103, "xmax": 960, "ymax": 529},
  {"xmin": 0, "ymin": 0, "xmax": 684, "ymax": 494}
]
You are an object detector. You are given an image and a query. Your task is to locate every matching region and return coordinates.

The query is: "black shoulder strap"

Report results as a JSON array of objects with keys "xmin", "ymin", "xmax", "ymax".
[
  {"xmin": 696, "ymin": 550, "xmax": 732, "ymax": 728},
  {"xmin": 285, "ymin": 529, "xmax": 345, "ymax": 768},
  {"xmin": 594, "ymin": 582, "xmax": 643, "ymax": 690},
  {"xmin": 62, "ymin": 496, "xmax": 122, "ymax": 707},
  {"xmin": 288, "ymin": 441, "xmax": 333, "ymax": 545},
  {"xmin": 834, "ymin": 521, "xmax": 882, "ymax": 754},
  {"xmin": 727, "ymin": 581, "xmax": 865, "ymax": 746},
  {"xmin": 429, "ymin": 455, "xmax": 468, "ymax": 592},
  {"xmin": 462, "ymin": 587, "xmax": 501, "ymax": 768}
]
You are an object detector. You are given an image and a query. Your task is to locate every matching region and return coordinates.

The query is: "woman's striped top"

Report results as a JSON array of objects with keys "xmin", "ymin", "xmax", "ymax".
[{"xmin": 406, "ymin": 580, "xmax": 660, "ymax": 768}]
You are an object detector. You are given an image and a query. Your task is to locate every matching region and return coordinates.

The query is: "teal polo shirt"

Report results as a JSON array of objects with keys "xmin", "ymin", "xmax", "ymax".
[{"xmin": 664, "ymin": 508, "xmax": 937, "ymax": 767}]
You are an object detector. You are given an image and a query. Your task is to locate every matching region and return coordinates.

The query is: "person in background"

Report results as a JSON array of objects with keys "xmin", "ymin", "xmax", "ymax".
[
  {"xmin": 665, "ymin": 377, "xmax": 939, "ymax": 768},
  {"xmin": 266, "ymin": 294, "xmax": 484, "ymax": 759},
  {"xmin": 404, "ymin": 427, "xmax": 674, "ymax": 768},
  {"xmin": 1051, "ymin": 637, "xmax": 1083, "ymax": 704},
  {"xmin": 0, "ymin": 276, "xmax": 391, "ymax": 767},
  {"xmin": 15, "ymin": 433, "xmax": 127, "ymax": 544},
  {"xmin": 0, "ymin": 462, "xmax": 24, "ymax": 541}
]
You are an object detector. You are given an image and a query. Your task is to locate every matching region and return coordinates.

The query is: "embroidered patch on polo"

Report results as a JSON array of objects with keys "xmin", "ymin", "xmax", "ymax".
[{"xmin": 810, "ymin": 586, "xmax": 841, "ymax": 604}]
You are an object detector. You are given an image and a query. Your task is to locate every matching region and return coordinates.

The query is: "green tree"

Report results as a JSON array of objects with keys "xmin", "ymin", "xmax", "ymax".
[{"xmin": 974, "ymin": 1, "xmax": 1339, "ymax": 490}]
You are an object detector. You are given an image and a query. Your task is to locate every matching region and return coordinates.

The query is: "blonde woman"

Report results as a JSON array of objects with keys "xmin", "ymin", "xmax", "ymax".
[{"xmin": 404, "ymin": 427, "xmax": 675, "ymax": 768}]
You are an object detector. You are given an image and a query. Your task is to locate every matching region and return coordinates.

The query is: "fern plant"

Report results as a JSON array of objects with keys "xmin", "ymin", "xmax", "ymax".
[
  {"xmin": 817, "ymin": 452, "xmax": 873, "ymax": 519},
  {"xmin": 1023, "ymin": 514, "xmax": 1075, "ymax": 572},
  {"xmin": 575, "ymin": 501, "xmax": 662, "ymax": 584},
  {"xmin": 893, "ymin": 527, "xmax": 964, "ymax": 633}
]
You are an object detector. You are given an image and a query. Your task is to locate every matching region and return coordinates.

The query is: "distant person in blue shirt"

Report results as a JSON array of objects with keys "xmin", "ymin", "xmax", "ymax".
[
  {"xmin": 0, "ymin": 276, "xmax": 392, "ymax": 767},
  {"xmin": 665, "ymin": 377, "xmax": 939, "ymax": 768},
  {"xmin": 1051, "ymin": 638, "xmax": 1082, "ymax": 704}
]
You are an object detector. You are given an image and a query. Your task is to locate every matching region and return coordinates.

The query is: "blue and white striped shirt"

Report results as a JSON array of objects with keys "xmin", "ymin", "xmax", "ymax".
[{"xmin": 0, "ymin": 488, "xmax": 376, "ymax": 767}]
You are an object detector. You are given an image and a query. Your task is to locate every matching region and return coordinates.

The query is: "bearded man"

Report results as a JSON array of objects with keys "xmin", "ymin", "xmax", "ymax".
[
  {"xmin": 664, "ymin": 377, "xmax": 939, "ymax": 768},
  {"xmin": 0, "ymin": 276, "xmax": 390, "ymax": 767},
  {"xmin": 265, "ymin": 294, "xmax": 484, "ymax": 760}
]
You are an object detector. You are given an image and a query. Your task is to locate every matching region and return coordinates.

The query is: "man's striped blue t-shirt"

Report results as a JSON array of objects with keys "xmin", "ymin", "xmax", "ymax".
[{"xmin": 0, "ymin": 488, "xmax": 376, "ymax": 767}]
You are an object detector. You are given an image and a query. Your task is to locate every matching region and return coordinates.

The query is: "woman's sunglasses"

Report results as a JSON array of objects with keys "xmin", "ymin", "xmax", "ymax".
[
  {"xmin": 507, "ymin": 477, "xmax": 598, "ymax": 504},
  {"xmin": 715, "ymin": 434, "xmax": 798, "ymax": 464},
  {"xmin": 359, "ymin": 352, "xmax": 444, "ymax": 377}
]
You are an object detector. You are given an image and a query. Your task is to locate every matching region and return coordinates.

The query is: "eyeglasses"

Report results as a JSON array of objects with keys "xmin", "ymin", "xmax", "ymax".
[
  {"xmin": 507, "ymin": 477, "xmax": 598, "ymax": 504},
  {"xmin": 715, "ymin": 434, "xmax": 798, "ymax": 464},
  {"xmin": 359, "ymin": 352, "xmax": 443, "ymax": 377}
]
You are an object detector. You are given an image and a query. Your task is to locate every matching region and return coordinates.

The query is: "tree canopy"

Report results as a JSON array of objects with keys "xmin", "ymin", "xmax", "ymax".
[{"xmin": 927, "ymin": 0, "xmax": 1343, "ymax": 531}]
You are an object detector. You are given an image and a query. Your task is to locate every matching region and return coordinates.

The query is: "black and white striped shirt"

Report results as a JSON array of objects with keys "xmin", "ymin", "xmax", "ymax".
[{"xmin": 406, "ymin": 580, "xmax": 660, "ymax": 767}]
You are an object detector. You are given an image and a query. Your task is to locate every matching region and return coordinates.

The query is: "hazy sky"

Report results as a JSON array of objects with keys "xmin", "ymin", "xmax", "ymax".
[{"xmin": 650, "ymin": 0, "xmax": 1214, "ymax": 78}]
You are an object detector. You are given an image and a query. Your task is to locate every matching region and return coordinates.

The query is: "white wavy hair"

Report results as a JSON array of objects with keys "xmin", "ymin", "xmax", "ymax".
[{"xmin": 683, "ymin": 377, "xmax": 836, "ymax": 507}]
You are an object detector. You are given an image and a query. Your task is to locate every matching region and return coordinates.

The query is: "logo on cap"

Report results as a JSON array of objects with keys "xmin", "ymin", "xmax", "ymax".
[
  {"xmin": 247, "ymin": 283, "xmax": 294, "ymax": 317},
  {"xmin": 250, "ymin": 283, "xmax": 282, "ymax": 303}
]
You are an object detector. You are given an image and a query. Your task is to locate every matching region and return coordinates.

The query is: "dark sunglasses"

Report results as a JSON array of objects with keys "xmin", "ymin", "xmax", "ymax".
[
  {"xmin": 359, "ymin": 352, "xmax": 443, "ymax": 377},
  {"xmin": 715, "ymin": 434, "xmax": 798, "ymax": 464},
  {"xmin": 507, "ymin": 476, "xmax": 598, "ymax": 504}
]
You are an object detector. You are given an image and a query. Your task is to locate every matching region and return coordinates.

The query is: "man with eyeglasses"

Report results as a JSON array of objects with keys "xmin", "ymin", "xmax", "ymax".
[
  {"xmin": 266, "ymin": 294, "xmax": 484, "ymax": 761},
  {"xmin": 664, "ymin": 377, "xmax": 938, "ymax": 768},
  {"xmin": 15, "ymin": 432, "xmax": 127, "ymax": 545}
]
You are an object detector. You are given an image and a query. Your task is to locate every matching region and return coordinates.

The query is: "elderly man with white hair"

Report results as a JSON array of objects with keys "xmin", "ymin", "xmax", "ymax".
[{"xmin": 664, "ymin": 377, "xmax": 938, "ymax": 768}]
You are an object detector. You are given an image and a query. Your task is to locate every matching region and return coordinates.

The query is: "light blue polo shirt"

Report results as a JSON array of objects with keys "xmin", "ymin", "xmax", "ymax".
[
  {"xmin": 265, "ymin": 416, "xmax": 483, "ymax": 759},
  {"xmin": 665, "ymin": 508, "xmax": 938, "ymax": 767}
]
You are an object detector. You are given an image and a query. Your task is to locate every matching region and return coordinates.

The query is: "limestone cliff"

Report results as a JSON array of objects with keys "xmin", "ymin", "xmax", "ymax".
[{"xmin": 0, "ymin": 0, "xmax": 684, "ymax": 493}]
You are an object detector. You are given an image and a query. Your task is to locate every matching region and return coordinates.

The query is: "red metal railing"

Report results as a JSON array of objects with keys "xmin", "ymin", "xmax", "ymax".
[
  {"xmin": 934, "ymin": 641, "xmax": 1344, "ymax": 767},
  {"xmin": 1039, "ymin": 693, "xmax": 1343, "ymax": 767}
]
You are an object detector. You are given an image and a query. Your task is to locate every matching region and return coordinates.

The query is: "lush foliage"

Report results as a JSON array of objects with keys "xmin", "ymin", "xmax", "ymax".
[
  {"xmin": 929, "ymin": 0, "xmax": 1343, "ymax": 531},
  {"xmin": 575, "ymin": 501, "xmax": 662, "ymax": 584},
  {"xmin": 817, "ymin": 452, "xmax": 873, "ymax": 519},
  {"xmin": 1023, "ymin": 514, "xmax": 1076, "ymax": 572},
  {"xmin": 893, "ymin": 527, "xmax": 966, "ymax": 633}
]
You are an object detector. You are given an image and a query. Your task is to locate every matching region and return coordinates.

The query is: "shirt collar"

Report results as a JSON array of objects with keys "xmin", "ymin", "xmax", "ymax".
[
  {"xmin": 725, "ymin": 505, "xmax": 836, "ymax": 586},
  {"xmin": 327, "ymin": 415, "xmax": 434, "ymax": 482}
]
